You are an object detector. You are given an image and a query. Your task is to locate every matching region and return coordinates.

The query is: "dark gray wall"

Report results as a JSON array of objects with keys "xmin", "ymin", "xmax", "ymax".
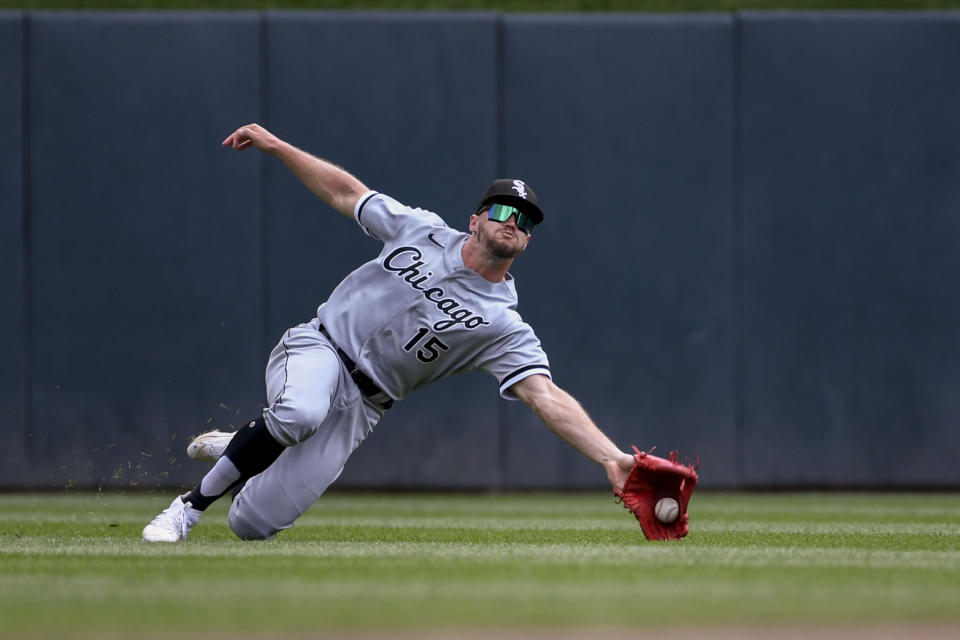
[
  {"xmin": 3, "ymin": 11, "xmax": 960, "ymax": 489},
  {"xmin": 0, "ymin": 14, "xmax": 25, "ymax": 486},
  {"xmin": 25, "ymin": 13, "xmax": 265, "ymax": 487},
  {"xmin": 260, "ymin": 13, "xmax": 503, "ymax": 487},
  {"xmin": 740, "ymin": 12, "xmax": 960, "ymax": 486},
  {"xmin": 498, "ymin": 15, "xmax": 736, "ymax": 487}
]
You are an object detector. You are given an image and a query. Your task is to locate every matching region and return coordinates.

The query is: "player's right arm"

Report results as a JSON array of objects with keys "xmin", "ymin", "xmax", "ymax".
[
  {"xmin": 222, "ymin": 123, "xmax": 367, "ymax": 219},
  {"xmin": 510, "ymin": 374, "xmax": 635, "ymax": 493}
]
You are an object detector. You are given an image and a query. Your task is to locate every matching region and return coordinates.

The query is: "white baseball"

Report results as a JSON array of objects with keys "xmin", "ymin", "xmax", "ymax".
[{"xmin": 654, "ymin": 497, "xmax": 680, "ymax": 524}]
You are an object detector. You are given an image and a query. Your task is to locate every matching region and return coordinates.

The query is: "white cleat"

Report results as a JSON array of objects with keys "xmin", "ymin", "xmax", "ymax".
[
  {"xmin": 142, "ymin": 496, "xmax": 202, "ymax": 542},
  {"xmin": 186, "ymin": 430, "xmax": 236, "ymax": 461}
]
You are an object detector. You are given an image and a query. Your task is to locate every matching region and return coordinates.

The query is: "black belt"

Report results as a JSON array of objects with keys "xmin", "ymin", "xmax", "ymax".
[{"xmin": 319, "ymin": 326, "xmax": 393, "ymax": 410}]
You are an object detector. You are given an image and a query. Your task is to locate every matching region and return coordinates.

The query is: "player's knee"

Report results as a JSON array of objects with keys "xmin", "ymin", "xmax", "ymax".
[
  {"xmin": 228, "ymin": 499, "xmax": 278, "ymax": 541},
  {"xmin": 294, "ymin": 401, "xmax": 331, "ymax": 437},
  {"xmin": 266, "ymin": 397, "xmax": 331, "ymax": 446}
]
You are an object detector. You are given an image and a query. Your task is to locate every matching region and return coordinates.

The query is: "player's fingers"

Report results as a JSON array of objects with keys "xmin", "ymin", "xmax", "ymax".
[
  {"xmin": 223, "ymin": 124, "xmax": 262, "ymax": 150},
  {"xmin": 236, "ymin": 127, "xmax": 257, "ymax": 149},
  {"xmin": 221, "ymin": 127, "xmax": 246, "ymax": 148}
]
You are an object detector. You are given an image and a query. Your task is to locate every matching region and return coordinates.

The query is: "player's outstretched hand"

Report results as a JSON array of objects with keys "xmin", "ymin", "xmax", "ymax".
[
  {"xmin": 604, "ymin": 451, "xmax": 639, "ymax": 494},
  {"xmin": 222, "ymin": 123, "xmax": 279, "ymax": 153}
]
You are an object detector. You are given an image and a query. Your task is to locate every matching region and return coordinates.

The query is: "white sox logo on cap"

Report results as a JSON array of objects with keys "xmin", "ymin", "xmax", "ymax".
[
  {"xmin": 512, "ymin": 180, "xmax": 528, "ymax": 199},
  {"xmin": 476, "ymin": 178, "xmax": 543, "ymax": 224}
]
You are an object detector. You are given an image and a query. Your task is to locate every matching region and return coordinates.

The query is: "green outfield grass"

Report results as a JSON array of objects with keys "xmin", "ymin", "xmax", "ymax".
[{"xmin": 1, "ymin": 491, "xmax": 959, "ymax": 638}]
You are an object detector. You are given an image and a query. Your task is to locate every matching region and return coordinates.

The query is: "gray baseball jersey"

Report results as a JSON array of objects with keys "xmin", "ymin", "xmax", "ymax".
[
  {"xmin": 229, "ymin": 191, "xmax": 552, "ymax": 539},
  {"xmin": 315, "ymin": 190, "xmax": 551, "ymax": 400}
]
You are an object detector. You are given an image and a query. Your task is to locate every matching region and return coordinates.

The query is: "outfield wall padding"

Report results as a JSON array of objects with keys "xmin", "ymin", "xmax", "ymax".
[
  {"xmin": 497, "ymin": 14, "xmax": 737, "ymax": 487},
  {"xmin": 24, "ymin": 13, "xmax": 266, "ymax": 487},
  {"xmin": 0, "ymin": 14, "xmax": 26, "ymax": 486},
  {"xmin": 260, "ymin": 13, "xmax": 504, "ymax": 488},
  {"xmin": 739, "ymin": 12, "xmax": 960, "ymax": 486},
  {"xmin": 2, "ymin": 11, "xmax": 960, "ymax": 489}
]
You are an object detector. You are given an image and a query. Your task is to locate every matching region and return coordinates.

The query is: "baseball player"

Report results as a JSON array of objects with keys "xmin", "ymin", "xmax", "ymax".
[{"xmin": 142, "ymin": 123, "xmax": 640, "ymax": 542}]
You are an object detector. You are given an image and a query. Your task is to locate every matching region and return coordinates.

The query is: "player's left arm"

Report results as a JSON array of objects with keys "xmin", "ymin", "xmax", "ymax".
[
  {"xmin": 510, "ymin": 374, "xmax": 635, "ymax": 492},
  {"xmin": 222, "ymin": 123, "xmax": 367, "ymax": 218}
]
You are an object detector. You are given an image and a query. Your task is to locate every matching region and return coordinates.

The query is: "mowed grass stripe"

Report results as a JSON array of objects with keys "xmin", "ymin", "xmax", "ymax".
[
  {"xmin": 3, "ymin": 491, "xmax": 959, "ymax": 522},
  {"xmin": 2, "ymin": 523, "xmax": 957, "ymax": 551},
  {"xmin": 3, "ymin": 549, "xmax": 960, "ymax": 628},
  {"xmin": 7, "ymin": 511, "xmax": 960, "ymax": 537},
  {"xmin": 2, "ymin": 559, "xmax": 959, "ymax": 631},
  {"xmin": 4, "ymin": 491, "xmax": 959, "ymax": 516},
  {"xmin": 3, "ymin": 570, "xmax": 959, "ymax": 604},
  {"xmin": 4, "ymin": 537, "xmax": 960, "ymax": 571}
]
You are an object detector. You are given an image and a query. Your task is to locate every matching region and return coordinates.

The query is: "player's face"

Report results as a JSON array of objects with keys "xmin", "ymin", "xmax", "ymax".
[{"xmin": 471, "ymin": 210, "xmax": 530, "ymax": 260}]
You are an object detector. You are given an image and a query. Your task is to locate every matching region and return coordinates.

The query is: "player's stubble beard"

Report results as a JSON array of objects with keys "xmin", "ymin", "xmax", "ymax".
[{"xmin": 476, "ymin": 222, "xmax": 527, "ymax": 260}]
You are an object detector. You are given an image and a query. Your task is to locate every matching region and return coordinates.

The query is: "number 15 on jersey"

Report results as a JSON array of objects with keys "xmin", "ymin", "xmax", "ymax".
[{"xmin": 403, "ymin": 328, "xmax": 450, "ymax": 363}]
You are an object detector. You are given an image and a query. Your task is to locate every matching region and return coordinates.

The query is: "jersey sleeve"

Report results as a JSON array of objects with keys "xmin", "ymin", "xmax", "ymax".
[
  {"xmin": 476, "ymin": 320, "xmax": 551, "ymax": 400},
  {"xmin": 354, "ymin": 191, "xmax": 446, "ymax": 243}
]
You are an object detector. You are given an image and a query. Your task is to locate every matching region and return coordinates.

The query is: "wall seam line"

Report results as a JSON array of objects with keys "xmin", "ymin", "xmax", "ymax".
[
  {"xmin": 732, "ymin": 10, "xmax": 746, "ymax": 488},
  {"xmin": 494, "ymin": 11, "xmax": 508, "ymax": 491},
  {"xmin": 259, "ymin": 10, "xmax": 271, "ymax": 373},
  {"xmin": 21, "ymin": 11, "xmax": 34, "ymax": 479}
]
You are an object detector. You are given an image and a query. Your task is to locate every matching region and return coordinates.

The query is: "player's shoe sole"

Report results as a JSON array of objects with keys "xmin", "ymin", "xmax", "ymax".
[{"xmin": 186, "ymin": 430, "xmax": 236, "ymax": 462}]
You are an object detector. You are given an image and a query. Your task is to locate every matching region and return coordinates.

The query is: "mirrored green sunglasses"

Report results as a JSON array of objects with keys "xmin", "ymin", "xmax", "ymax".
[{"xmin": 487, "ymin": 203, "xmax": 535, "ymax": 234}]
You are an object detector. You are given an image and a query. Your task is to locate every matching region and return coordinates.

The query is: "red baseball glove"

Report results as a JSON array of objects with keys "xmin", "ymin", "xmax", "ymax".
[{"xmin": 614, "ymin": 446, "xmax": 699, "ymax": 540}]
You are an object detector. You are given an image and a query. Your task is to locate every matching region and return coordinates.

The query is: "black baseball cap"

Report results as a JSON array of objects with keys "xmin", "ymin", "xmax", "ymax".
[{"xmin": 476, "ymin": 178, "xmax": 544, "ymax": 225}]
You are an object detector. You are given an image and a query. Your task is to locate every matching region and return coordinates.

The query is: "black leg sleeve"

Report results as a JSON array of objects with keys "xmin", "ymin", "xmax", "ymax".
[
  {"xmin": 183, "ymin": 416, "xmax": 286, "ymax": 511},
  {"xmin": 223, "ymin": 415, "xmax": 286, "ymax": 478}
]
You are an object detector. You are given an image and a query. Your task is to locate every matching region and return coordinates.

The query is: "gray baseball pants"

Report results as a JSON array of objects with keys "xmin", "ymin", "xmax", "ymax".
[{"xmin": 228, "ymin": 324, "xmax": 382, "ymax": 539}]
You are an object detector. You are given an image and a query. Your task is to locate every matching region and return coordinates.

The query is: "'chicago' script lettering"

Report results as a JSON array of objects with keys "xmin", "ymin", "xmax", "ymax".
[{"xmin": 382, "ymin": 247, "xmax": 490, "ymax": 331}]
